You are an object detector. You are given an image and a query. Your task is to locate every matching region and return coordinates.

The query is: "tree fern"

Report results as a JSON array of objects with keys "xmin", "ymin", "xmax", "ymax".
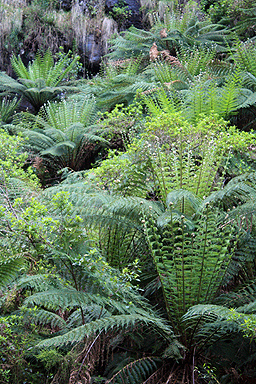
[
  {"xmin": 0, "ymin": 50, "xmax": 78, "ymax": 113},
  {"xmin": 11, "ymin": 49, "xmax": 78, "ymax": 87},
  {"xmin": 20, "ymin": 98, "xmax": 106, "ymax": 173},
  {"xmin": 76, "ymin": 57, "xmax": 155, "ymax": 111},
  {"xmin": 107, "ymin": 1, "xmax": 231, "ymax": 62}
]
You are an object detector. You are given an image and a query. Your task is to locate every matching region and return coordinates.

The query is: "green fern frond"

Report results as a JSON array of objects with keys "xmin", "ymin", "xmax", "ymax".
[
  {"xmin": 216, "ymin": 278, "xmax": 256, "ymax": 309},
  {"xmin": 204, "ymin": 172, "xmax": 256, "ymax": 209},
  {"xmin": 67, "ymin": 305, "xmax": 111, "ymax": 328},
  {"xmin": 234, "ymin": 41, "xmax": 256, "ymax": 77},
  {"xmin": 183, "ymin": 303, "xmax": 256, "ymax": 342},
  {"xmin": 144, "ymin": 204, "xmax": 238, "ymax": 328},
  {"xmin": 217, "ymin": 70, "xmax": 242, "ymax": 117},
  {"xmin": 23, "ymin": 308, "xmax": 67, "ymax": 330},
  {"xmin": 177, "ymin": 45, "xmax": 216, "ymax": 77},
  {"xmin": 37, "ymin": 313, "xmax": 171, "ymax": 348},
  {"xmin": 165, "ymin": 189, "xmax": 202, "ymax": 216},
  {"xmin": 106, "ymin": 357, "xmax": 158, "ymax": 384},
  {"xmin": 17, "ymin": 274, "xmax": 63, "ymax": 292},
  {"xmin": 0, "ymin": 256, "xmax": 24, "ymax": 288},
  {"xmin": 0, "ymin": 97, "xmax": 19, "ymax": 124}
]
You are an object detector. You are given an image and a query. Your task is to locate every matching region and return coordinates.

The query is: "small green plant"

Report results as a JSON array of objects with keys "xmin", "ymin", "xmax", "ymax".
[{"xmin": 109, "ymin": 0, "xmax": 132, "ymax": 27}]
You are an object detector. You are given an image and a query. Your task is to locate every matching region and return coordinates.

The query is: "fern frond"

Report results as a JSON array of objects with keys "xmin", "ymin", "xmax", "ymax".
[
  {"xmin": 0, "ymin": 256, "xmax": 24, "ymax": 287},
  {"xmin": 106, "ymin": 357, "xmax": 158, "ymax": 384},
  {"xmin": 144, "ymin": 204, "xmax": 238, "ymax": 328},
  {"xmin": 24, "ymin": 308, "xmax": 67, "ymax": 330},
  {"xmin": 17, "ymin": 274, "xmax": 63, "ymax": 292},
  {"xmin": 37, "ymin": 313, "xmax": 171, "ymax": 348},
  {"xmin": 204, "ymin": 172, "xmax": 256, "ymax": 209},
  {"xmin": 183, "ymin": 303, "xmax": 256, "ymax": 342},
  {"xmin": 0, "ymin": 97, "xmax": 19, "ymax": 124}
]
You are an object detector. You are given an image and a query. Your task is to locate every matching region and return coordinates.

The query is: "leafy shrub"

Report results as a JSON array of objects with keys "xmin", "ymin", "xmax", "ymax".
[
  {"xmin": 0, "ymin": 315, "xmax": 46, "ymax": 384},
  {"xmin": 0, "ymin": 128, "xmax": 38, "ymax": 187}
]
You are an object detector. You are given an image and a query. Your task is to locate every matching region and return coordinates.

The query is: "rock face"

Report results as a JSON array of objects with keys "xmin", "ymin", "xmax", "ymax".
[
  {"xmin": 0, "ymin": 0, "xmax": 137, "ymax": 74},
  {"xmin": 59, "ymin": 0, "xmax": 72, "ymax": 11},
  {"xmin": 81, "ymin": 32, "xmax": 103, "ymax": 73},
  {"xmin": 44, "ymin": 0, "xmax": 142, "ymax": 70},
  {"xmin": 76, "ymin": 16, "xmax": 118, "ymax": 73},
  {"xmin": 70, "ymin": 1, "xmax": 119, "ymax": 72}
]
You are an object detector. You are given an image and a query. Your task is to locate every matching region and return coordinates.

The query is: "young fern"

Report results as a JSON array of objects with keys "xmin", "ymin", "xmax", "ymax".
[
  {"xmin": 143, "ymin": 203, "xmax": 239, "ymax": 336},
  {"xmin": 177, "ymin": 45, "xmax": 216, "ymax": 77},
  {"xmin": 145, "ymin": 130, "xmax": 224, "ymax": 204}
]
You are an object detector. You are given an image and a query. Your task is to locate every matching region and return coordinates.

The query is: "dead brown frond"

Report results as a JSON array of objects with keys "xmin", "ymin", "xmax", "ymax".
[
  {"xmin": 67, "ymin": 331, "xmax": 113, "ymax": 384},
  {"xmin": 160, "ymin": 28, "xmax": 168, "ymax": 38},
  {"xmin": 143, "ymin": 365, "xmax": 167, "ymax": 384},
  {"xmin": 160, "ymin": 50, "xmax": 182, "ymax": 67},
  {"xmin": 108, "ymin": 58, "xmax": 133, "ymax": 68},
  {"xmin": 150, "ymin": 43, "xmax": 159, "ymax": 62},
  {"xmin": 32, "ymin": 156, "xmax": 43, "ymax": 171}
]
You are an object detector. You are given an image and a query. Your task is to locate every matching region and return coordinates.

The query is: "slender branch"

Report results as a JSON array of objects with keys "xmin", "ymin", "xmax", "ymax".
[{"xmin": 76, "ymin": 331, "xmax": 102, "ymax": 378}]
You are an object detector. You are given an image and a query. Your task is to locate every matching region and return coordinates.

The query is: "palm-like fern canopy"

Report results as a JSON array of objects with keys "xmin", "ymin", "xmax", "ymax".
[
  {"xmin": 21, "ymin": 98, "xmax": 107, "ymax": 173},
  {"xmin": 0, "ymin": 50, "xmax": 78, "ymax": 112}
]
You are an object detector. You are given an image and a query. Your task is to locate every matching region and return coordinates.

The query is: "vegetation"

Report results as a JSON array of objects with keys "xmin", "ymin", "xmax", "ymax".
[{"xmin": 1, "ymin": 0, "xmax": 256, "ymax": 383}]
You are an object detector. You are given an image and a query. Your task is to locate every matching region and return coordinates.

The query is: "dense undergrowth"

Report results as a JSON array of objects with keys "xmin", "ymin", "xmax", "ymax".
[{"xmin": 1, "ymin": 0, "xmax": 256, "ymax": 383}]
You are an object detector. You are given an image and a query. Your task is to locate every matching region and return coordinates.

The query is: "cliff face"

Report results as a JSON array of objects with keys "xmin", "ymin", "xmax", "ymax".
[{"xmin": 0, "ymin": 0, "xmax": 142, "ymax": 75}]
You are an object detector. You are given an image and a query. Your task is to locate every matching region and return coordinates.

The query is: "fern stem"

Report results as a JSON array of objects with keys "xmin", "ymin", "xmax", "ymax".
[
  {"xmin": 196, "ymin": 205, "xmax": 209, "ymax": 303},
  {"xmin": 195, "ymin": 139, "xmax": 206, "ymax": 196},
  {"xmin": 181, "ymin": 217, "xmax": 186, "ymax": 316},
  {"xmin": 179, "ymin": 132, "xmax": 183, "ymax": 190},
  {"xmin": 156, "ymin": 142, "xmax": 168, "ymax": 203},
  {"xmin": 76, "ymin": 331, "xmax": 102, "ymax": 379},
  {"xmin": 61, "ymin": 259, "xmax": 85, "ymax": 325}
]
